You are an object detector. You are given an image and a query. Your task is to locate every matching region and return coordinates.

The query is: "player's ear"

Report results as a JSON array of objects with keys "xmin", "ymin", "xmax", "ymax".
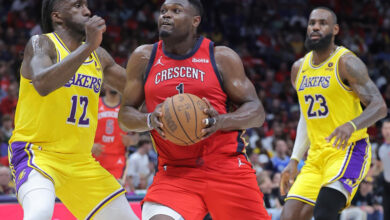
[
  {"xmin": 333, "ymin": 23, "xmax": 339, "ymax": 36},
  {"xmin": 51, "ymin": 11, "xmax": 64, "ymax": 26},
  {"xmin": 192, "ymin": 16, "xmax": 201, "ymax": 29}
]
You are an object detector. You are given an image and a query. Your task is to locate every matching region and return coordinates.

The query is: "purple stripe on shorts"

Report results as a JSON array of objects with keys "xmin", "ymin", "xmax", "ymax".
[
  {"xmin": 339, "ymin": 138, "xmax": 369, "ymax": 193},
  {"xmin": 86, "ymin": 188, "xmax": 125, "ymax": 220},
  {"xmin": 9, "ymin": 142, "xmax": 34, "ymax": 192},
  {"xmin": 26, "ymin": 144, "xmax": 54, "ymax": 183}
]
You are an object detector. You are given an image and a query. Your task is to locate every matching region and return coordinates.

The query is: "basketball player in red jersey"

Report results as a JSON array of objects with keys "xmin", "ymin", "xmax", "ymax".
[
  {"xmin": 118, "ymin": 0, "xmax": 270, "ymax": 219},
  {"xmin": 93, "ymin": 85, "xmax": 129, "ymax": 182}
]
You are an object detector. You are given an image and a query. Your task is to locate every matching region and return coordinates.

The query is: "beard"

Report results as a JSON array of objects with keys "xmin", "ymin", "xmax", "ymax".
[
  {"xmin": 304, "ymin": 33, "xmax": 333, "ymax": 51},
  {"xmin": 159, "ymin": 29, "xmax": 171, "ymax": 38},
  {"xmin": 64, "ymin": 19, "xmax": 85, "ymax": 36}
]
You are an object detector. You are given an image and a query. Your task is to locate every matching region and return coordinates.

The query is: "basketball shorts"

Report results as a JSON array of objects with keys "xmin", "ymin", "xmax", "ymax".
[
  {"xmin": 8, "ymin": 141, "xmax": 125, "ymax": 219},
  {"xmin": 94, "ymin": 153, "xmax": 126, "ymax": 179},
  {"xmin": 286, "ymin": 138, "xmax": 371, "ymax": 207},
  {"xmin": 142, "ymin": 154, "xmax": 271, "ymax": 220}
]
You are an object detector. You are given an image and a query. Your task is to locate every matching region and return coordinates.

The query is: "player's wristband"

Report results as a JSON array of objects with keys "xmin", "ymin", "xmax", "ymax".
[
  {"xmin": 146, "ymin": 113, "xmax": 153, "ymax": 130},
  {"xmin": 348, "ymin": 121, "xmax": 357, "ymax": 131}
]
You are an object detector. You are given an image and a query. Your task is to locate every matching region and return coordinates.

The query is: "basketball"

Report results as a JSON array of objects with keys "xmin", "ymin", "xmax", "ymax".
[{"xmin": 161, "ymin": 93, "xmax": 208, "ymax": 146}]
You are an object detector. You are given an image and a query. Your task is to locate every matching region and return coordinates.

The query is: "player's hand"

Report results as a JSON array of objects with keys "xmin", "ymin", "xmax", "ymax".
[
  {"xmin": 92, "ymin": 143, "xmax": 104, "ymax": 156},
  {"xmin": 150, "ymin": 103, "xmax": 165, "ymax": 138},
  {"xmin": 201, "ymin": 97, "xmax": 221, "ymax": 139},
  {"xmin": 280, "ymin": 159, "xmax": 299, "ymax": 196},
  {"xmin": 325, "ymin": 122, "xmax": 355, "ymax": 150},
  {"xmin": 85, "ymin": 15, "xmax": 106, "ymax": 50}
]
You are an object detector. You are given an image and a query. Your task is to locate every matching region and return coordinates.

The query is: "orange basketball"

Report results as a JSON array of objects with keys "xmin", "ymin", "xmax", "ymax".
[{"xmin": 161, "ymin": 93, "xmax": 208, "ymax": 146}]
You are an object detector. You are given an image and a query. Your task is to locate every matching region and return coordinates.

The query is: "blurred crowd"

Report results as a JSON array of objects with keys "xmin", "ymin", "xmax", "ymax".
[{"xmin": 0, "ymin": 0, "xmax": 390, "ymax": 219}]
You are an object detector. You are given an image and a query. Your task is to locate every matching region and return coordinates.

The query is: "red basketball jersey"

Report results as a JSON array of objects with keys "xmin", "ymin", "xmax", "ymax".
[
  {"xmin": 94, "ymin": 97, "xmax": 126, "ymax": 155},
  {"xmin": 144, "ymin": 37, "xmax": 246, "ymax": 167}
]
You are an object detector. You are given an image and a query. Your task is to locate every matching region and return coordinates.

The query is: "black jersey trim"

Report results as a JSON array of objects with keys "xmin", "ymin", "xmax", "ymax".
[
  {"xmin": 143, "ymin": 43, "xmax": 158, "ymax": 84},
  {"xmin": 209, "ymin": 42, "xmax": 224, "ymax": 89},
  {"xmin": 162, "ymin": 36, "xmax": 204, "ymax": 60}
]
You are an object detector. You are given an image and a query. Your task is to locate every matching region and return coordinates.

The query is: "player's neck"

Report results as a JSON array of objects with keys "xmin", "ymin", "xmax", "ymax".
[
  {"xmin": 103, "ymin": 95, "xmax": 120, "ymax": 108},
  {"xmin": 312, "ymin": 44, "xmax": 337, "ymax": 65},
  {"xmin": 54, "ymin": 28, "xmax": 84, "ymax": 52},
  {"xmin": 162, "ymin": 35, "xmax": 198, "ymax": 56}
]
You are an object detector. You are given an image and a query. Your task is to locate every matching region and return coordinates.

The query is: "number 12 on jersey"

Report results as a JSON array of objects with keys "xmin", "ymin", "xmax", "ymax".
[
  {"xmin": 67, "ymin": 95, "xmax": 90, "ymax": 127},
  {"xmin": 304, "ymin": 94, "xmax": 329, "ymax": 119}
]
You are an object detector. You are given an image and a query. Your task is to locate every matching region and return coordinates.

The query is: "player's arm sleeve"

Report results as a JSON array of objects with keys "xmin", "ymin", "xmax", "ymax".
[{"xmin": 291, "ymin": 111, "xmax": 310, "ymax": 162}]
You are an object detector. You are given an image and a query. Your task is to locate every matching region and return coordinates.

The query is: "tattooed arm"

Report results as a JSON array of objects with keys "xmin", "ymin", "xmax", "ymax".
[{"xmin": 326, "ymin": 54, "xmax": 387, "ymax": 148}]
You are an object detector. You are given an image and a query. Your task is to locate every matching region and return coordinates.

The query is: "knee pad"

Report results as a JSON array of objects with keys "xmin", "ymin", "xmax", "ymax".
[
  {"xmin": 314, "ymin": 187, "xmax": 346, "ymax": 220},
  {"xmin": 94, "ymin": 195, "xmax": 139, "ymax": 220},
  {"xmin": 18, "ymin": 170, "xmax": 56, "ymax": 220}
]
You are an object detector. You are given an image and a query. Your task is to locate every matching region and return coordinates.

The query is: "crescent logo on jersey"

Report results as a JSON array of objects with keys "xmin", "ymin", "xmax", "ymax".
[{"xmin": 155, "ymin": 67, "xmax": 206, "ymax": 84}]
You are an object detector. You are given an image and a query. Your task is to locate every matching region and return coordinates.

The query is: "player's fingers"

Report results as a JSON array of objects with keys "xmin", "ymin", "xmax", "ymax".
[
  {"xmin": 342, "ymin": 136, "xmax": 351, "ymax": 150},
  {"xmin": 332, "ymin": 135, "xmax": 340, "ymax": 148},
  {"xmin": 201, "ymin": 127, "xmax": 216, "ymax": 139},
  {"xmin": 203, "ymin": 117, "xmax": 216, "ymax": 127},
  {"xmin": 202, "ymin": 97, "xmax": 212, "ymax": 108},
  {"xmin": 155, "ymin": 127, "xmax": 165, "ymax": 139},
  {"xmin": 325, "ymin": 131, "xmax": 336, "ymax": 143},
  {"xmin": 279, "ymin": 172, "xmax": 289, "ymax": 195}
]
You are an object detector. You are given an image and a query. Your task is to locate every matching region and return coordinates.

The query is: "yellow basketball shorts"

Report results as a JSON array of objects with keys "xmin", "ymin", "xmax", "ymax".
[
  {"xmin": 286, "ymin": 138, "xmax": 371, "ymax": 207},
  {"xmin": 9, "ymin": 142, "xmax": 125, "ymax": 219}
]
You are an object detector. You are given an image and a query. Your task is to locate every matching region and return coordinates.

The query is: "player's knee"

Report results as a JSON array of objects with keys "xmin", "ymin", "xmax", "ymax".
[
  {"xmin": 94, "ymin": 195, "xmax": 139, "ymax": 220},
  {"xmin": 313, "ymin": 206, "xmax": 338, "ymax": 220},
  {"xmin": 23, "ymin": 203, "xmax": 53, "ymax": 220},
  {"xmin": 314, "ymin": 187, "xmax": 346, "ymax": 220},
  {"xmin": 150, "ymin": 214, "xmax": 176, "ymax": 220}
]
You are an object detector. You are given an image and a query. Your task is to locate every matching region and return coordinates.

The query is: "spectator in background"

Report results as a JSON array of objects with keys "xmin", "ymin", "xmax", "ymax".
[
  {"xmin": 0, "ymin": 166, "xmax": 14, "ymax": 195},
  {"xmin": 93, "ymin": 85, "xmax": 138, "ymax": 185},
  {"xmin": 0, "ymin": 81, "xmax": 18, "ymax": 117},
  {"xmin": 374, "ymin": 119, "xmax": 390, "ymax": 220},
  {"xmin": 272, "ymin": 139, "xmax": 290, "ymax": 173},
  {"xmin": 1, "ymin": 114, "xmax": 13, "ymax": 142},
  {"xmin": 258, "ymin": 172, "xmax": 282, "ymax": 220},
  {"xmin": 125, "ymin": 136, "xmax": 153, "ymax": 193}
]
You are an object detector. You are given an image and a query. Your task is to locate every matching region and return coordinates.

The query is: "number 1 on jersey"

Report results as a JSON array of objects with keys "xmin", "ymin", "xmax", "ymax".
[{"xmin": 176, "ymin": 83, "xmax": 184, "ymax": 94}]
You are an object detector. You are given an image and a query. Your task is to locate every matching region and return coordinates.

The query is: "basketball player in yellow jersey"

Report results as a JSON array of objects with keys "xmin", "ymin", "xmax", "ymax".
[
  {"xmin": 279, "ymin": 7, "xmax": 387, "ymax": 220},
  {"xmin": 8, "ymin": 0, "xmax": 139, "ymax": 219}
]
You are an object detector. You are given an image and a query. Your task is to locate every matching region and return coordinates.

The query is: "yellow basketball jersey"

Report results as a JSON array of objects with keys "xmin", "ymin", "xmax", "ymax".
[
  {"xmin": 295, "ymin": 46, "xmax": 368, "ymax": 149},
  {"xmin": 10, "ymin": 32, "xmax": 103, "ymax": 154}
]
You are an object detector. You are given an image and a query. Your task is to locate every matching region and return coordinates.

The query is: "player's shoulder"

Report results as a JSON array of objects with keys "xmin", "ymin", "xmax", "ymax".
[
  {"xmin": 27, "ymin": 34, "xmax": 55, "ymax": 49},
  {"xmin": 214, "ymin": 46, "xmax": 239, "ymax": 57},
  {"xmin": 23, "ymin": 34, "xmax": 57, "ymax": 60},
  {"xmin": 133, "ymin": 44, "xmax": 155, "ymax": 57},
  {"xmin": 213, "ymin": 45, "xmax": 241, "ymax": 65},
  {"xmin": 292, "ymin": 58, "xmax": 304, "ymax": 70}
]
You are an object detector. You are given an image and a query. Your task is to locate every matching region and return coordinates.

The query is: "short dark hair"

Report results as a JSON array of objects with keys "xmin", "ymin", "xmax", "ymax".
[
  {"xmin": 188, "ymin": 0, "xmax": 203, "ymax": 17},
  {"xmin": 313, "ymin": 6, "xmax": 338, "ymax": 24},
  {"xmin": 41, "ymin": 0, "xmax": 59, "ymax": 33}
]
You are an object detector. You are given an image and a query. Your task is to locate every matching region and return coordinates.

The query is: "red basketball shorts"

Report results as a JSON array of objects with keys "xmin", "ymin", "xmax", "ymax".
[{"xmin": 142, "ymin": 154, "xmax": 271, "ymax": 220}]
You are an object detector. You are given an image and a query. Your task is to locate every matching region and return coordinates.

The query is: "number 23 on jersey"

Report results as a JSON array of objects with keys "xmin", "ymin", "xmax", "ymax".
[{"xmin": 304, "ymin": 94, "xmax": 329, "ymax": 119}]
